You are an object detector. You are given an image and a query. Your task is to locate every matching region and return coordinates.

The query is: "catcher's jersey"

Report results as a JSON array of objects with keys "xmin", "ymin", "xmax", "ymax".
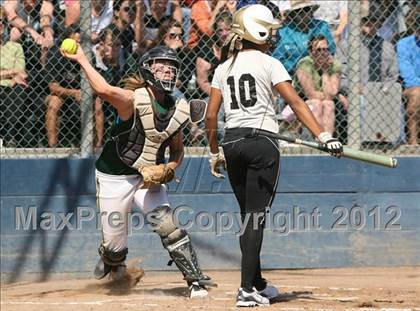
[
  {"xmin": 96, "ymin": 95, "xmax": 178, "ymax": 176},
  {"xmin": 211, "ymin": 50, "xmax": 291, "ymax": 133}
]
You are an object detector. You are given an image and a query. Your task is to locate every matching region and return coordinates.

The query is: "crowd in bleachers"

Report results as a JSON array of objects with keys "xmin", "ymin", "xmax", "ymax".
[{"xmin": 0, "ymin": 0, "xmax": 419, "ymax": 148}]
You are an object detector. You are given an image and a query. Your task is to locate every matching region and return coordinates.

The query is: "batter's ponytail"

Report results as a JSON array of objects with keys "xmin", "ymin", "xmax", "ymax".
[
  {"xmin": 221, "ymin": 35, "xmax": 263, "ymax": 74},
  {"xmin": 221, "ymin": 33, "xmax": 243, "ymax": 74}
]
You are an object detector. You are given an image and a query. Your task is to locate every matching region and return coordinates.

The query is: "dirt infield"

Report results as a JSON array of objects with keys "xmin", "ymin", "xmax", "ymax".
[{"xmin": 1, "ymin": 266, "xmax": 419, "ymax": 311}]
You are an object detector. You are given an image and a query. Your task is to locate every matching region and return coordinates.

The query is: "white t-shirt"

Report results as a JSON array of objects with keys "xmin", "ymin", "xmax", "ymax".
[
  {"xmin": 91, "ymin": 0, "xmax": 114, "ymax": 35},
  {"xmin": 313, "ymin": 0, "xmax": 348, "ymax": 27},
  {"xmin": 211, "ymin": 50, "xmax": 291, "ymax": 133}
]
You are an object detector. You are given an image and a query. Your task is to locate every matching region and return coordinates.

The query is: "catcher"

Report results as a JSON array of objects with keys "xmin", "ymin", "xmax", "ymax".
[{"xmin": 61, "ymin": 45, "xmax": 213, "ymax": 298}]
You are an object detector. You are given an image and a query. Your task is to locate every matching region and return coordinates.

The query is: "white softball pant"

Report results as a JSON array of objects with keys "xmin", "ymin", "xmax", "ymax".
[{"xmin": 95, "ymin": 170, "xmax": 169, "ymax": 252}]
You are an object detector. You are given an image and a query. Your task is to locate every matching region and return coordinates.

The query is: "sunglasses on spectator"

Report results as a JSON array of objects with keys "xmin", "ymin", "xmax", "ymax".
[
  {"xmin": 314, "ymin": 47, "xmax": 329, "ymax": 53},
  {"xmin": 123, "ymin": 6, "xmax": 136, "ymax": 13},
  {"xmin": 167, "ymin": 32, "xmax": 183, "ymax": 40}
]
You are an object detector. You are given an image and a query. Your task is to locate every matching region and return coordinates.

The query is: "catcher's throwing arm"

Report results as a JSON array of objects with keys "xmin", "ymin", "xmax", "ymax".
[{"xmin": 251, "ymin": 129, "xmax": 397, "ymax": 168}]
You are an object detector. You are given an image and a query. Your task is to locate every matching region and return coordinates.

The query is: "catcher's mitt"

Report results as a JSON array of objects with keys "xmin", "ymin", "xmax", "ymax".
[{"xmin": 139, "ymin": 164, "xmax": 175, "ymax": 188}]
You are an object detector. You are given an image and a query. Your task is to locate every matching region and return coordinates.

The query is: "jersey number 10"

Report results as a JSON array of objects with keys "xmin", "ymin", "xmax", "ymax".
[{"xmin": 227, "ymin": 74, "xmax": 257, "ymax": 109}]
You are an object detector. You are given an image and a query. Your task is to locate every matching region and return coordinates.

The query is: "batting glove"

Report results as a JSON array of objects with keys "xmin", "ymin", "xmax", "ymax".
[
  {"xmin": 209, "ymin": 151, "xmax": 227, "ymax": 179},
  {"xmin": 318, "ymin": 132, "xmax": 343, "ymax": 158}
]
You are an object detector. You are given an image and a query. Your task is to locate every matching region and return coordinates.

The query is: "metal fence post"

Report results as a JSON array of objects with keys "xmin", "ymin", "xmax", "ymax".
[
  {"xmin": 347, "ymin": 0, "xmax": 362, "ymax": 148},
  {"xmin": 79, "ymin": 0, "xmax": 94, "ymax": 156}
]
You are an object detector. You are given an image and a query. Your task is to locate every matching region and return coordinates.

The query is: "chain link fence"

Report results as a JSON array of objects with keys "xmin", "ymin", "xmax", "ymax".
[{"xmin": 1, "ymin": 0, "xmax": 419, "ymax": 158}]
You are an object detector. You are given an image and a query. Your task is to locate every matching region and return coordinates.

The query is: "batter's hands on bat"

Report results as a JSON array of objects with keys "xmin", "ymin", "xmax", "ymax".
[
  {"xmin": 209, "ymin": 151, "xmax": 227, "ymax": 179},
  {"xmin": 318, "ymin": 132, "xmax": 343, "ymax": 158}
]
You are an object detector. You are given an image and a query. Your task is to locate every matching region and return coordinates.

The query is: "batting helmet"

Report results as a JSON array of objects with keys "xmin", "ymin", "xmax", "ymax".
[{"xmin": 231, "ymin": 4, "xmax": 280, "ymax": 45}]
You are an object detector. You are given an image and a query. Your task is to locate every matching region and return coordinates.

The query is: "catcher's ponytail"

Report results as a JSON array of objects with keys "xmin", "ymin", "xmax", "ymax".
[{"xmin": 120, "ymin": 74, "xmax": 148, "ymax": 91}]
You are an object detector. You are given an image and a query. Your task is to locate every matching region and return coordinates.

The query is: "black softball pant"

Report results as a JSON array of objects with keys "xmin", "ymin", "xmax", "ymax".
[{"xmin": 222, "ymin": 128, "xmax": 280, "ymax": 292}]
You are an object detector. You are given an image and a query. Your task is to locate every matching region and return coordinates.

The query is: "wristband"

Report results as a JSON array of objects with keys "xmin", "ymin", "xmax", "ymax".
[
  {"xmin": 209, "ymin": 151, "xmax": 219, "ymax": 160},
  {"xmin": 318, "ymin": 132, "xmax": 332, "ymax": 144}
]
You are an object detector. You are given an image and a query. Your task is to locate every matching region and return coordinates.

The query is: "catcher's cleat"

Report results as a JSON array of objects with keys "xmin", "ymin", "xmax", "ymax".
[
  {"xmin": 94, "ymin": 246, "xmax": 128, "ymax": 280},
  {"xmin": 94, "ymin": 258, "xmax": 112, "ymax": 280},
  {"xmin": 197, "ymin": 275, "xmax": 217, "ymax": 287},
  {"xmin": 110, "ymin": 264, "xmax": 127, "ymax": 281},
  {"xmin": 189, "ymin": 281, "xmax": 208, "ymax": 298}
]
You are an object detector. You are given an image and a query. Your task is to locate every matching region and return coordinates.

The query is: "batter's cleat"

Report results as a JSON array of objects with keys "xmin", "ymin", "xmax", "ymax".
[
  {"xmin": 258, "ymin": 284, "xmax": 279, "ymax": 300},
  {"xmin": 236, "ymin": 287, "xmax": 270, "ymax": 307},
  {"xmin": 189, "ymin": 281, "xmax": 208, "ymax": 298}
]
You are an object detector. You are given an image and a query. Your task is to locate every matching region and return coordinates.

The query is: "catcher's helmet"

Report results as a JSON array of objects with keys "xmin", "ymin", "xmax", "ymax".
[
  {"xmin": 139, "ymin": 46, "xmax": 181, "ymax": 94},
  {"xmin": 231, "ymin": 4, "xmax": 280, "ymax": 45}
]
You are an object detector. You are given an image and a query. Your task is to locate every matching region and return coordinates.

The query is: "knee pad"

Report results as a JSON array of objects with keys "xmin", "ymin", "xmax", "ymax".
[{"xmin": 148, "ymin": 205, "xmax": 178, "ymax": 237}]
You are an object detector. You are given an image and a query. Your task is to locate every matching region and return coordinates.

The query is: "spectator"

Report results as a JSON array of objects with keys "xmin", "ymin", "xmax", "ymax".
[
  {"xmin": 368, "ymin": 0, "xmax": 405, "ymax": 42},
  {"xmin": 143, "ymin": 0, "xmax": 183, "ymax": 48},
  {"xmin": 290, "ymin": 35, "xmax": 342, "ymax": 135},
  {"xmin": 45, "ymin": 24, "xmax": 82, "ymax": 147},
  {"xmin": 313, "ymin": 0, "xmax": 348, "ymax": 43},
  {"xmin": 50, "ymin": 0, "xmax": 67, "ymax": 36},
  {"xmin": 153, "ymin": 19, "xmax": 195, "ymax": 96},
  {"xmin": 272, "ymin": 0, "xmax": 335, "ymax": 74},
  {"xmin": 153, "ymin": 19, "xmax": 184, "ymax": 51},
  {"xmin": 62, "ymin": 0, "xmax": 115, "ymax": 43},
  {"xmin": 396, "ymin": 20, "xmax": 420, "ymax": 145},
  {"xmin": 178, "ymin": 0, "xmax": 193, "ymax": 43},
  {"xmin": 196, "ymin": 11, "xmax": 232, "ymax": 97},
  {"xmin": 0, "ymin": 6, "xmax": 27, "ymax": 88},
  {"xmin": 188, "ymin": 0, "xmax": 236, "ymax": 48},
  {"xmin": 0, "ymin": 5, "xmax": 31, "ymax": 147},
  {"xmin": 3, "ymin": 1, "xmax": 50, "ymax": 146},
  {"xmin": 93, "ymin": 27, "xmax": 137, "ymax": 147},
  {"xmin": 3, "ymin": 0, "xmax": 54, "ymax": 50},
  {"xmin": 392, "ymin": 5, "xmax": 419, "ymax": 44},
  {"xmin": 91, "ymin": 0, "xmax": 114, "ymax": 43},
  {"xmin": 4, "ymin": 0, "xmax": 55, "ymax": 74},
  {"xmin": 94, "ymin": 28, "xmax": 136, "ymax": 84},
  {"xmin": 270, "ymin": 0, "xmax": 292, "ymax": 25},
  {"xmin": 107, "ymin": 0, "xmax": 143, "ymax": 56},
  {"xmin": 64, "ymin": 0, "xmax": 80, "ymax": 27},
  {"xmin": 360, "ymin": 16, "xmax": 399, "ymax": 84}
]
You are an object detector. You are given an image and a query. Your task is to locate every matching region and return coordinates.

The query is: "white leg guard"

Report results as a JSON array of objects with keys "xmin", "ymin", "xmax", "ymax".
[{"xmin": 149, "ymin": 205, "xmax": 215, "ymax": 286}]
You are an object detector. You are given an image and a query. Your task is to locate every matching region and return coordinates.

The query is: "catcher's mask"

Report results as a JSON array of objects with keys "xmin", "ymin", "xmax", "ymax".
[{"xmin": 139, "ymin": 46, "xmax": 181, "ymax": 94}]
